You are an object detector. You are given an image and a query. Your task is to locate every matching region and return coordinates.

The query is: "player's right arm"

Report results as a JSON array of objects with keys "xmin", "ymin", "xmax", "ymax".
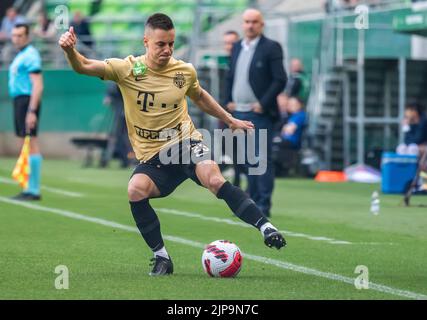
[{"xmin": 59, "ymin": 27, "xmax": 105, "ymax": 78}]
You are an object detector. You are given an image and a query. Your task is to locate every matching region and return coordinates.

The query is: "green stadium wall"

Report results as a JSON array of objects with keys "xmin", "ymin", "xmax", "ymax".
[
  {"xmin": 0, "ymin": 70, "xmax": 111, "ymax": 133},
  {"xmin": 0, "ymin": 70, "xmax": 112, "ymax": 158}
]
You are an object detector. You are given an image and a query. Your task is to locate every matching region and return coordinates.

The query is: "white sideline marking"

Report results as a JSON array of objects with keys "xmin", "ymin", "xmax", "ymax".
[
  {"xmin": 156, "ymin": 208, "xmax": 395, "ymax": 246},
  {"xmin": 0, "ymin": 175, "xmax": 388, "ymax": 246},
  {"xmin": 156, "ymin": 207, "xmax": 353, "ymax": 245},
  {"xmin": 41, "ymin": 186, "xmax": 84, "ymax": 198},
  {"xmin": 35, "ymin": 177, "xmax": 385, "ymax": 246},
  {"xmin": 0, "ymin": 177, "xmax": 84, "ymax": 198},
  {"xmin": 0, "ymin": 196, "xmax": 425, "ymax": 300}
]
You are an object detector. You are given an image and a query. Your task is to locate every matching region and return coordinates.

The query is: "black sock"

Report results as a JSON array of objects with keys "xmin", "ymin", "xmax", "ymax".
[
  {"xmin": 129, "ymin": 199, "xmax": 164, "ymax": 251},
  {"xmin": 217, "ymin": 181, "xmax": 269, "ymax": 229}
]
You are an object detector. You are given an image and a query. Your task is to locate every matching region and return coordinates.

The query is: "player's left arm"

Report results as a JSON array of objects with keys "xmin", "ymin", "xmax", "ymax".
[
  {"xmin": 26, "ymin": 73, "xmax": 44, "ymax": 131},
  {"xmin": 191, "ymin": 88, "xmax": 254, "ymax": 131}
]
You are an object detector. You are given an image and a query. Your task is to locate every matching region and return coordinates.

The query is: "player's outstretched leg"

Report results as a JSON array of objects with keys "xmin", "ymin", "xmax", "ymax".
[
  {"xmin": 217, "ymin": 180, "xmax": 286, "ymax": 249},
  {"xmin": 196, "ymin": 161, "xmax": 286, "ymax": 250},
  {"xmin": 128, "ymin": 173, "xmax": 173, "ymax": 276}
]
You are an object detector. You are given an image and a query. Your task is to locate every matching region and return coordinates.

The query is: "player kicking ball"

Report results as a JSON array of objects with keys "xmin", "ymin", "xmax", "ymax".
[{"xmin": 59, "ymin": 13, "xmax": 286, "ymax": 276}]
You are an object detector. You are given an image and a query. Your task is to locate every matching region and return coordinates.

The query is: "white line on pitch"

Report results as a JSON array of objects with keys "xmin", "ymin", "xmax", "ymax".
[
  {"xmin": 156, "ymin": 207, "xmax": 354, "ymax": 245},
  {"xmin": 0, "ymin": 175, "xmax": 382, "ymax": 246},
  {"xmin": 0, "ymin": 174, "xmax": 388, "ymax": 246},
  {"xmin": 0, "ymin": 196, "xmax": 424, "ymax": 300},
  {"xmin": 156, "ymin": 208, "xmax": 395, "ymax": 246},
  {"xmin": 0, "ymin": 177, "xmax": 84, "ymax": 198}
]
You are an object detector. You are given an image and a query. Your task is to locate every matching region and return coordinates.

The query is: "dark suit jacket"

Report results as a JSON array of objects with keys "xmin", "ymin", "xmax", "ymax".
[{"xmin": 225, "ymin": 35, "xmax": 287, "ymax": 121}]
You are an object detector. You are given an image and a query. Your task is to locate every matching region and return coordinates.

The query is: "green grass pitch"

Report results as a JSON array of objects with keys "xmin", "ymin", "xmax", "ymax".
[{"xmin": 0, "ymin": 158, "xmax": 426, "ymax": 300}]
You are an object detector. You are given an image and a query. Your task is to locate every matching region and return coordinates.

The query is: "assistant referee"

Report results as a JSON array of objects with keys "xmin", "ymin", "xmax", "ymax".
[{"xmin": 8, "ymin": 23, "xmax": 44, "ymax": 201}]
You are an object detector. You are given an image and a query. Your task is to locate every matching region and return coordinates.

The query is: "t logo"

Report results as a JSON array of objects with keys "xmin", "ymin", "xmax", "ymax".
[{"xmin": 137, "ymin": 91, "xmax": 155, "ymax": 112}]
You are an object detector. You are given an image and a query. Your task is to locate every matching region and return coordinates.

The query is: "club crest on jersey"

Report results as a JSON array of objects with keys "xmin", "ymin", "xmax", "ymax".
[
  {"xmin": 133, "ymin": 61, "xmax": 147, "ymax": 77},
  {"xmin": 173, "ymin": 72, "xmax": 186, "ymax": 89}
]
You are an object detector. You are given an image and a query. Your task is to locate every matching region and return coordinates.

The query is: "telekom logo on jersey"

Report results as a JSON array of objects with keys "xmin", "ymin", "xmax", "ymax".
[
  {"xmin": 137, "ymin": 91, "xmax": 179, "ymax": 112},
  {"xmin": 157, "ymin": 121, "xmax": 268, "ymax": 176}
]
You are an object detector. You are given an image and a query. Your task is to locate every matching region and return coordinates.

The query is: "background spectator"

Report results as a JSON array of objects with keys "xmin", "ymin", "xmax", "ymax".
[
  {"xmin": 281, "ymin": 97, "xmax": 307, "ymax": 150},
  {"xmin": 223, "ymin": 30, "xmax": 239, "ymax": 58},
  {"xmin": 221, "ymin": 30, "xmax": 247, "ymax": 187},
  {"xmin": 0, "ymin": 7, "xmax": 26, "ymax": 40},
  {"xmin": 397, "ymin": 102, "xmax": 427, "ymax": 155},
  {"xmin": 273, "ymin": 97, "xmax": 307, "ymax": 177},
  {"xmin": 225, "ymin": 8, "xmax": 287, "ymax": 217},
  {"xmin": 102, "ymin": 82, "xmax": 132, "ymax": 168},
  {"xmin": 277, "ymin": 58, "xmax": 310, "ymax": 114},
  {"xmin": 71, "ymin": 11, "xmax": 94, "ymax": 51},
  {"xmin": 33, "ymin": 12, "xmax": 56, "ymax": 40},
  {"xmin": 0, "ymin": 7, "xmax": 27, "ymax": 65}
]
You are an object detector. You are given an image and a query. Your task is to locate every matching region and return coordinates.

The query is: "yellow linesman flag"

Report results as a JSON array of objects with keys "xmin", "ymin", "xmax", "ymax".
[{"xmin": 12, "ymin": 135, "xmax": 31, "ymax": 189}]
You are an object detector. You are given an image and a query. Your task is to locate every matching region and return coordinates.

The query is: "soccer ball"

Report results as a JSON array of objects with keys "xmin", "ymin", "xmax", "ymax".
[{"xmin": 201, "ymin": 240, "xmax": 243, "ymax": 277}]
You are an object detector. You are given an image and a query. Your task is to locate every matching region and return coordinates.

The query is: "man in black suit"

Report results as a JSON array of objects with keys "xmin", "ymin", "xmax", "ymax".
[{"xmin": 225, "ymin": 8, "xmax": 287, "ymax": 217}]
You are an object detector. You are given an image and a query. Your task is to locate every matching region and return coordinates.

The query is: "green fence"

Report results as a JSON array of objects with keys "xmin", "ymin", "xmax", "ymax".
[{"xmin": 0, "ymin": 70, "xmax": 112, "ymax": 133}]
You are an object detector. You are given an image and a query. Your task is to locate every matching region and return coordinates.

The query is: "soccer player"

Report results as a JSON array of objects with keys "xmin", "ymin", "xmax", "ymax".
[
  {"xmin": 9, "ymin": 24, "xmax": 44, "ymax": 201},
  {"xmin": 59, "ymin": 13, "xmax": 286, "ymax": 276}
]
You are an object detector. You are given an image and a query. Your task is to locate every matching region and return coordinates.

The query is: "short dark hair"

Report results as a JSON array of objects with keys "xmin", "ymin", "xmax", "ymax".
[
  {"xmin": 14, "ymin": 23, "xmax": 30, "ymax": 36},
  {"xmin": 224, "ymin": 30, "xmax": 239, "ymax": 37},
  {"xmin": 406, "ymin": 101, "xmax": 425, "ymax": 116},
  {"xmin": 145, "ymin": 13, "xmax": 174, "ymax": 31}
]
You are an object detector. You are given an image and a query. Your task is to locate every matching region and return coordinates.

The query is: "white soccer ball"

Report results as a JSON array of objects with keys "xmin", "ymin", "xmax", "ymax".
[{"xmin": 201, "ymin": 240, "xmax": 243, "ymax": 277}]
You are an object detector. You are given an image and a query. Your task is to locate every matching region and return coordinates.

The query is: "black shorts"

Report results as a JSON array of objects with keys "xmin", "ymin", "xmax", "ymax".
[
  {"xmin": 131, "ymin": 140, "xmax": 211, "ymax": 197},
  {"xmin": 14, "ymin": 95, "xmax": 41, "ymax": 137}
]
